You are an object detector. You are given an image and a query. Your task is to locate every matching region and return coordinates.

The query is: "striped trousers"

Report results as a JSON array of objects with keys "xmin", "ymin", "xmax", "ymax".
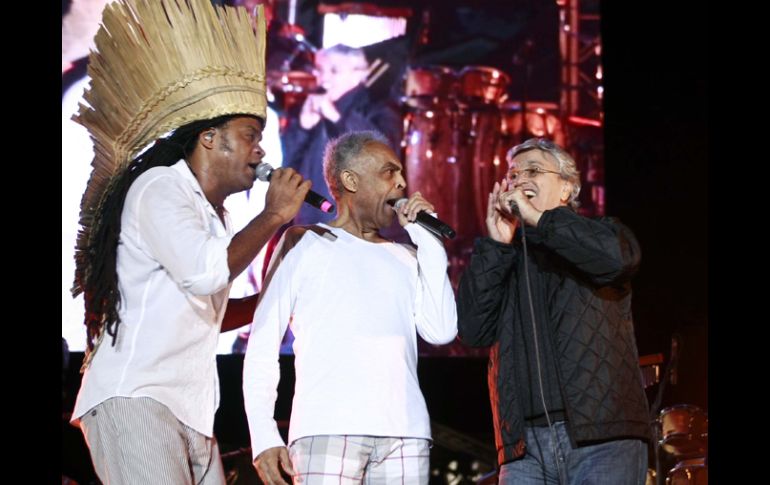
[{"xmin": 79, "ymin": 397, "xmax": 225, "ymax": 485}]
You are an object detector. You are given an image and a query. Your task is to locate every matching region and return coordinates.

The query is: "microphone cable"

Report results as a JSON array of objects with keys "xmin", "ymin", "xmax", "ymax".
[{"xmin": 516, "ymin": 207, "xmax": 565, "ymax": 484}]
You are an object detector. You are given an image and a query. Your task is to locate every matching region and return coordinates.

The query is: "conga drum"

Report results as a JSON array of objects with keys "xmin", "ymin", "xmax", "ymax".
[
  {"xmin": 499, "ymin": 101, "xmax": 566, "ymax": 147},
  {"xmin": 458, "ymin": 66, "xmax": 511, "ymax": 106},
  {"xmin": 403, "ymin": 65, "xmax": 456, "ymax": 110}
]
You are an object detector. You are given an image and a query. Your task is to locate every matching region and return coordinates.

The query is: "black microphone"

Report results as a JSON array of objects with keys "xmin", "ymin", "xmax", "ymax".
[
  {"xmin": 255, "ymin": 163, "xmax": 335, "ymax": 213},
  {"xmin": 388, "ymin": 198, "xmax": 456, "ymax": 239},
  {"xmin": 292, "ymin": 33, "xmax": 318, "ymax": 53},
  {"xmin": 509, "ymin": 200, "xmax": 520, "ymax": 216}
]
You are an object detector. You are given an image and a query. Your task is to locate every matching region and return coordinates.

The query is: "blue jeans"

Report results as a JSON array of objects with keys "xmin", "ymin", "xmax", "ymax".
[{"xmin": 498, "ymin": 421, "xmax": 647, "ymax": 485}]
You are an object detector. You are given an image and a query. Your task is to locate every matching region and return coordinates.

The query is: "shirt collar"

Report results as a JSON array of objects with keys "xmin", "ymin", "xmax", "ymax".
[{"xmin": 171, "ymin": 160, "xmax": 229, "ymax": 216}]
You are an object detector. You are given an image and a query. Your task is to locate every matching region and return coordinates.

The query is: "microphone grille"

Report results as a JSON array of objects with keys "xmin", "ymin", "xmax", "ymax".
[
  {"xmin": 510, "ymin": 200, "xmax": 520, "ymax": 215},
  {"xmin": 255, "ymin": 163, "xmax": 273, "ymax": 182}
]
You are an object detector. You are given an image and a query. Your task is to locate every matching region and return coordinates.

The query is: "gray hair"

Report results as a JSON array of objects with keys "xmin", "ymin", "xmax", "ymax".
[
  {"xmin": 319, "ymin": 44, "xmax": 367, "ymax": 62},
  {"xmin": 323, "ymin": 130, "xmax": 390, "ymax": 200},
  {"xmin": 506, "ymin": 137, "xmax": 581, "ymax": 208}
]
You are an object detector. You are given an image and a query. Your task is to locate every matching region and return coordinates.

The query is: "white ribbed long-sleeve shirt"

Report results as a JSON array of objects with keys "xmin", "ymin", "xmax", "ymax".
[
  {"xmin": 243, "ymin": 223, "xmax": 457, "ymax": 459},
  {"xmin": 72, "ymin": 161, "xmax": 233, "ymax": 437}
]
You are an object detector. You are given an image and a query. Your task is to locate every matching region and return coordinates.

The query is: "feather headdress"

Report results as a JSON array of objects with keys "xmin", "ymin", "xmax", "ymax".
[{"xmin": 72, "ymin": 0, "xmax": 267, "ymax": 298}]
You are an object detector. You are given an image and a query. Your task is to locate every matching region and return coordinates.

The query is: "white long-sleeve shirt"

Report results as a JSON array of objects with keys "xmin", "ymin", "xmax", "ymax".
[
  {"xmin": 72, "ymin": 160, "xmax": 233, "ymax": 437},
  {"xmin": 243, "ymin": 222, "xmax": 457, "ymax": 459}
]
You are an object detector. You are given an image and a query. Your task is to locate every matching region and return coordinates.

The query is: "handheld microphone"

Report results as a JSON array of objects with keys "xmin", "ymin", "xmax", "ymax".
[
  {"xmin": 255, "ymin": 163, "xmax": 335, "ymax": 213},
  {"xmin": 509, "ymin": 200, "xmax": 520, "ymax": 216},
  {"xmin": 388, "ymin": 198, "xmax": 456, "ymax": 239},
  {"xmin": 292, "ymin": 33, "xmax": 318, "ymax": 53}
]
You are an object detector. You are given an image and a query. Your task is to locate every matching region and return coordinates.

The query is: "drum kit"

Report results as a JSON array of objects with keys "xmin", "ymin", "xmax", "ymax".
[
  {"xmin": 655, "ymin": 404, "xmax": 708, "ymax": 484},
  {"xmin": 639, "ymin": 352, "xmax": 708, "ymax": 485},
  {"xmin": 639, "ymin": 348, "xmax": 708, "ymax": 485}
]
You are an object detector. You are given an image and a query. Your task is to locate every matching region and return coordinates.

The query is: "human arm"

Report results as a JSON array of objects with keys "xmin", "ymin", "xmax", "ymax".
[
  {"xmin": 533, "ymin": 207, "xmax": 642, "ymax": 286},
  {"xmin": 397, "ymin": 193, "xmax": 457, "ymax": 344},
  {"xmin": 226, "ymin": 167, "xmax": 310, "ymax": 281},
  {"xmin": 220, "ymin": 293, "xmax": 259, "ymax": 332},
  {"xmin": 243, "ymin": 229, "xmax": 307, "ymax": 481},
  {"xmin": 455, "ymin": 236, "xmax": 516, "ymax": 347}
]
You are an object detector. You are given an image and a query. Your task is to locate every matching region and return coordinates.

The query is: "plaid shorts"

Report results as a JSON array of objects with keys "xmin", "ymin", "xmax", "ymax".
[{"xmin": 289, "ymin": 435, "xmax": 430, "ymax": 485}]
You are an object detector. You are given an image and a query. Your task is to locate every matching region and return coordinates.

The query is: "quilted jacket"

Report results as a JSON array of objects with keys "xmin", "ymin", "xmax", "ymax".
[{"xmin": 457, "ymin": 206, "xmax": 651, "ymax": 466}]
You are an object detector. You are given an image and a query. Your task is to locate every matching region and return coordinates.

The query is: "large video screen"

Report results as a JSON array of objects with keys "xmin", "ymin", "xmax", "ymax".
[{"xmin": 63, "ymin": 0, "xmax": 604, "ymax": 356}]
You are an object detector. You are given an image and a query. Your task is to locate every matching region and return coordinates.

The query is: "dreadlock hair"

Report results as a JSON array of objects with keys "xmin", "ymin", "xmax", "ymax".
[{"xmin": 81, "ymin": 113, "xmax": 251, "ymax": 352}]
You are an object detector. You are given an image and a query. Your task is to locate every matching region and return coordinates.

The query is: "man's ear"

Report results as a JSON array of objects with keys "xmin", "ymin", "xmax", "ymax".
[
  {"xmin": 341, "ymin": 169, "xmax": 358, "ymax": 193},
  {"xmin": 199, "ymin": 129, "xmax": 216, "ymax": 149}
]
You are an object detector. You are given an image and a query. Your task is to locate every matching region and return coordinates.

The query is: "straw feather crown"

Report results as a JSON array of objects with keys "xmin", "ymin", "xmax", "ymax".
[{"xmin": 71, "ymin": 0, "xmax": 267, "ymax": 297}]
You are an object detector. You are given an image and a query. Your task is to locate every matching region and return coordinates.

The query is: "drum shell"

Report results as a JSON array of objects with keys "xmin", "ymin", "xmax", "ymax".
[
  {"xmin": 459, "ymin": 66, "xmax": 511, "ymax": 106},
  {"xmin": 403, "ymin": 66, "xmax": 456, "ymax": 109},
  {"xmin": 658, "ymin": 404, "xmax": 708, "ymax": 457}
]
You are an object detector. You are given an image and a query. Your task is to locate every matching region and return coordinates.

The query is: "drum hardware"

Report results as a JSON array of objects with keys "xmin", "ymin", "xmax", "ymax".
[
  {"xmin": 639, "ymin": 353, "xmax": 664, "ymax": 389},
  {"xmin": 666, "ymin": 457, "xmax": 707, "ymax": 485},
  {"xmin": 646, "ymin": 468, "xmax": 657, "ymax": 485},
  {"xmin": 644, "ymin": 336, "xmax": 708, "ymax": 485}
]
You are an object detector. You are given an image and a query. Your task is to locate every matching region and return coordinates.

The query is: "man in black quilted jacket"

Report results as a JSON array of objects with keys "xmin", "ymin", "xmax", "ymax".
[{"xmin": 457, "ymin": 138, "xmax": 650, "ymax": 485}]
